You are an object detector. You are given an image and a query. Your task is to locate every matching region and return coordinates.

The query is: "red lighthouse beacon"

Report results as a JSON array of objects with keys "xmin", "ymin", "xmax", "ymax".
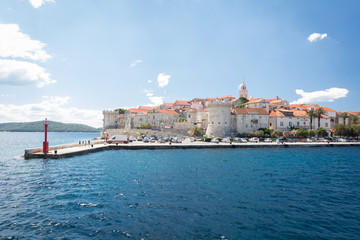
[{"xmin": 43, "ymin": 118, "xmax": 49, "ymax": 153}]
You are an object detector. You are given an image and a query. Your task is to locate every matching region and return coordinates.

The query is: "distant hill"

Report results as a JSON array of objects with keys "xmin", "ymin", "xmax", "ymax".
[{"xmin": 0, "ymin": 121, "xmax": 99, "ymax": 132}]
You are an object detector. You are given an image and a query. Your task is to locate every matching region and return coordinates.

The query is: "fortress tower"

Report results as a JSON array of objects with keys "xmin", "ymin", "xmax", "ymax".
[
  {"xmin": 239, "ymin": 80, "xmax": 248, "ymax": 99},
  {"xmin": 205, "ymin": 101, "xmax": 232, "ymax": 137}
]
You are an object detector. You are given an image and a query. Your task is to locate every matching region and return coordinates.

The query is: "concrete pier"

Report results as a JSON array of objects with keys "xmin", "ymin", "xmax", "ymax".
[{"xmin": 24, "ymin": 141, "xmax": 360, "ymax": 159}]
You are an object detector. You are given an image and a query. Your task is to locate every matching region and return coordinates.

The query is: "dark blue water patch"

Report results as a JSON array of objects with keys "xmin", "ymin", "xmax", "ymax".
[{"xmin": 1, "ymin": 142, "xmax": 360, "ymax": 239}]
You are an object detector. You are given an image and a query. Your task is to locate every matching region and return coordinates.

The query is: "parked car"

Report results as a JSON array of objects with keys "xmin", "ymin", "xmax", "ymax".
[
  {"xmin": 306, "ymin": 138, "xmax": 313, "ymax": 142},
  {"xmin": 316, "ymin": 138, "xmax": 327, "ymax": 142},
  {"xmin": 137, "ymin": 136, "xmax": 143, "ymax": 141},
  {"xmin": 195, "ymin": 137, "xmax": 202, "ymax": 141},
  {"xmin": 150, "ymin": 137, "xmax": 156, "ymax": 143},
  {"xmin": 175, "ymin": 137, "xmax": 182, "ymax": 143},
  {"xmin": 239, "ymin": 138, "xmax": 247, "ymax": 143},
  {"xmin": 275, "ymin": 138, "xmax": 283, "ymax": 143},
  {"xmin": 222, "ymin": 138, "xmax": 231, "ymax": 143},
  {"xmin": 159, "ymin": 138, "xmax": 166, "ymax": 143},
  {"xmin": 143, "ymin": 137, "xmax": 150, "ymax": 143},
  {"xmin": 211, "ymin": 138, "xmax": 219, "ymax": 143},
  {"xmin": 264, "ymin": 138, "xmax": 272, "ymax": 143},
  {"xmin": 249, "ymin": 137, "xmax": 259, "ymax": 143}
]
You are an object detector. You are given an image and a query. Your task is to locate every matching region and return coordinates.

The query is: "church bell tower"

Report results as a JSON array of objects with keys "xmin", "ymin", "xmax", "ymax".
[{"xmin": 239, "ymin": 80, "xmax": 248, "ymax": 99}]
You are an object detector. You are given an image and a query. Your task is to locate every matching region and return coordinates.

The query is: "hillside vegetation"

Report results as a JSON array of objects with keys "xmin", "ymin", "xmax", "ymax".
[{"xmin": 0, "ymin": 121, "xmax": 99, "ymax": 132}]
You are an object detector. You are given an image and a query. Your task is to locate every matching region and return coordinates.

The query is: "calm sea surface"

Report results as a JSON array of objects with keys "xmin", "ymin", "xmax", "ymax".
[{"xmin": 0, "ymin": 132, "xmax": 359, "ymax": 240}]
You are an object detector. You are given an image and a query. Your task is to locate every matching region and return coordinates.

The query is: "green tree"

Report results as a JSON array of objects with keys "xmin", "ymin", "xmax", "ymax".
[
  {"xmin": 333, "ymin": 124, "xmax": 347, "ymax": 137},
  {"xmin": 307, "ymin": 109, "xmax": 316, "ymax": 130},
  {"xmin": 271, "ymin": 130, "xmax": 283, "ymax": 138},
  {"xmin": 308, "ymin": 130, "xmax": 316, "ymax": 137},
  {"xmin": 349, "ymin": 115, "xmax": 359, "ymax": 125},
  {"xmin": 253, "ymin": 130, "xmax": 264, "ymax": 138},
  {"xmin": 189, "ymin": 126, "xmax": 205, "ymax": 137},
  {"xmin": 177, "ymin": 117, "xmax": 187, "ymax": 122},
  {"xmin": 316, "ymin": 127, "xmax": 328, "ymax": 137},
  {"xmin": 259, "ymin": 128, "xmax": 272, "ymax": 137},
  {"xmin": 296, "ymin": 128, "xmax": 308, "ymax": 138},
  {"xmin": 114, "ymin": 108, "xmax": 126, "ymax": 114},
  {"xmin": 350, "ymin": 124, "xmax": 360, "ymax": 137},
  {"xmin": 315, "ymin": 107, "xmax": 326, "ymax": 129},
  {"xmin": 238, "ymin": 97, "xmax": 249, "ymax": 108}
]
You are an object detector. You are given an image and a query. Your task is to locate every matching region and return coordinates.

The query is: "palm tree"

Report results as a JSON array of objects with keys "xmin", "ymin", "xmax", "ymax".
[
  {"xmin": 338, "ymin": 112, "xmax": 349, "ymax": 125},
  {"xmin": 315, "ymin": 107, "xmax": 326, "ymax": 129},
  {"xmin": 307, "ymin": 109, "xmax": 316, "ymax": 130},
  {"xmin": 349, "ymin": 115, "xmax": 359, "ymax": 125}
]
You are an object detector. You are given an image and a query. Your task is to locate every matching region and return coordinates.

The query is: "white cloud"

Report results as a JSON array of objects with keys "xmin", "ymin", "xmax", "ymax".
[
  {"xmin": 148, "ymin": 96, "xmax": 164, "ymax": 106},
  {"xmin": 157, "ymin": 72, "xmax": 170, "ymax": 88},
  {"xmin": 0, "ymin": 96, "xmax": 102, "ymax": 127},
  {"xmin": 0, "ymin": 24, "xmax": 51, "ymax": 61},
  {"xmin": 0, "ymin": 59, "xmax": 56, "ymax": 88},
  {"xmin": 143, "ymin": 89, "xmax": 154, "ymax": 97},
  {"xmin": 147, "ymin": 80, "xmax": 152, "ymax": 84},
  {"xmin": 308, "ymin": 33, "xmax": 328, "ymax": 42},
  {"xmin": 291, "ymin": 87, "xmax": 349, "ymax": 104},
  {"xmin": 29, "ymin": 0, "xmax": 55, "ymax": 8},
  {"xmin": 130, "ymin": 59, "xmax": 143, "ymax": 67}
]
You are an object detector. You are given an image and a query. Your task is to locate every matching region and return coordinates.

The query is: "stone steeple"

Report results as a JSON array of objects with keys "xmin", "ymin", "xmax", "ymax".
[{"xmin": 239, "ymin": 80, "xmax": 248, "ymax": 99}]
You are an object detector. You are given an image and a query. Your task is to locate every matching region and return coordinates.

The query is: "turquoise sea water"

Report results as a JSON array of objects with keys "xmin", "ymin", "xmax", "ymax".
[{"xmin": 0, "ymin": 132, "xmax": 359, "ymax": 239}]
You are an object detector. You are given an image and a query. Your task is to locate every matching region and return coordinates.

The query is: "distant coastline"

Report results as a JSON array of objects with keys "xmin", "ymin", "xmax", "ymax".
[{"xmin": 0, "ymin": 121, "xmax": 100, "ymax": 132}]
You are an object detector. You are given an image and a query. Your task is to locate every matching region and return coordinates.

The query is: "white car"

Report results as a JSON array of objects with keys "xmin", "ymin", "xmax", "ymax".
[
  {"xmin": 264, "ymin": 138, "xmax": 272, "ymax": 143},
  {"xmin": 222, "ymin": 138, "xmax": 231, "ymax": 143},
  {"xmin": 249, "ymin": 137, "xmax": 259, "ymax": 143},
  {"xmin": 211, "ymin": 138, "xmax": 219, "ymax": 143},
  {"xmin": 239, "ymin": 138, "xmax": 247, "ymax": 143}
]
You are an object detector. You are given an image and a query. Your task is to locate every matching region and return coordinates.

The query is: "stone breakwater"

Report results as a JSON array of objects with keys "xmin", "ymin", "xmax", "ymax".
[{"xmin": 24, "ymin": 141, "xmax": 360, "ymax": 159}]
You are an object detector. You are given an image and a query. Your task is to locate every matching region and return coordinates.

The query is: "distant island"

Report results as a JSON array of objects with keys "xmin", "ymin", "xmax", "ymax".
[{"xmin": 0, "ymin": 121, "xmax": 100, "ymax": 132}]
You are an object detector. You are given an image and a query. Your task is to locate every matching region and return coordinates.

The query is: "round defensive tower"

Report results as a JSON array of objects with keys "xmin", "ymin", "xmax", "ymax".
[{"xmin": 206, "ymin": 101, "xmax": 232, "ymax": 138}]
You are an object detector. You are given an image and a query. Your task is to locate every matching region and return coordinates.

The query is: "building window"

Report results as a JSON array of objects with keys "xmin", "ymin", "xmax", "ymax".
[
  {"xmin": 289, "ymin": 122, "xmax": 292, "ymax": 127},
  {"xmin": 270, "ymin": 123, "xmax": 272, "ymax": 126},
  {"xmin": 325, "ymin": 123, "xmax": 328, "ymax": 127},
  {"xmin": 225, "ymin": 122, "xmax": 227, "ymax": 124},
  {"xmin": 218, "ymin": 122, "xmax": 220, "ymax": 124},
  {"xmin": 280, "ymin": 122, "xmax": 283, "ymax": 126},
  {"xmin": 297, "ymin": 122, "xmax": 299, "ymax": 126}
]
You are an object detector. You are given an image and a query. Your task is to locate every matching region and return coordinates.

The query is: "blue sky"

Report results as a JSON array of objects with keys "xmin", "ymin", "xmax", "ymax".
[{"xmin": 0, "ymin": 0, "xmax": 359, "ymax": 127}]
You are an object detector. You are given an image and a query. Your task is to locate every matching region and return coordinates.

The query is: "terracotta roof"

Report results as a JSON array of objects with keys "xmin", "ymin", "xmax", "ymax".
[
  {"xmin": 269, "ymin": 110, "xmax": 284, "ymax": 117},
  {"xmin": 138, "ymin": 106, "xmax": 155, "ymax": 110},
  {"xmin": 206, "ymin": 98, "xmax": 216, "ymax": 101},
  {"xmin": 164, "ymin": 103, "xmax": 174, "ymax": 107},
  {"xmin": 199, "ymin": 108, "xmax": 208, "ymax": 112},
  {"xmin": 174, "ymin": 100, "xmax": 190, "ymax": 106},
  {"xmin": 234, "ymin": 107, "xmax": 268, "ymax": 115},
  {"xmin": 347, "ymin": 111, "xmax": 360, "ymax": 116},
  {"xmin": 231, "ymin": 98, "xmax": 238, "ymax": 102},
  {"xmin": 128, "ymin": 108, "xmax": 148, "ymax": 114},
  {"xmin": 315, "ymin": 107, "xmax": 336, "ymax": 112},
  {"xmin": 266, "ymin": 97, "xmax": 281, "ymax": 102},
  {"xmin": 293, "ymin": 110, "xmax": 309, "ymax": 117},
  {"xmin": 155, "ymin": 109, "xmax": 178, "ymax": 114},
  {"xmin": 249, "ymin": 97, "xmax": 263, "ymax": 102},
  {"xmin": 217, "ymin": 95, "xmax": 235, "ymax": 99}
]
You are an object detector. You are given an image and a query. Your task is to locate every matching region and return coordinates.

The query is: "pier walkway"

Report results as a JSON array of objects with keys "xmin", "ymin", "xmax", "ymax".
[{"xmin": 24, "ymin": 141, "xmax": 360, "ymax": 159}]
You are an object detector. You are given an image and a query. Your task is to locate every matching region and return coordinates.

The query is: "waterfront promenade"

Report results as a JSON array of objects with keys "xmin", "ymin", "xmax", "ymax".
[{"xmin": 24, "ymin": 141, "xmax": 360, "ymax": 159}]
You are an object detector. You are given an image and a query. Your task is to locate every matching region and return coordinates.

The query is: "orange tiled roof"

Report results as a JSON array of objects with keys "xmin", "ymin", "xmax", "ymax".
[
  {"xmin": 164, "ymin": 103, "xmax": 174, "ymax": 107},
  {"xmin": 315, "ymin": 107, "xmax": 336, "ymax": 112},
  {"xmin": 129, "ymin": 108, "xmax": 148, "ymax": 114},
  {"xmin": 206, "ymin": 98, "xmax": 216, "ymax": 101},
  {"xmin": 155, "ymin": 109, "xmax": 178, "ymax": 114},
  {"xmin": 293, "ymin": 110, "xmax": 309, "ymax": 117},
  {"xmin": 266, "ymin": 97, "xmax": 281, "ymax": 102},
  {"xmin": 269, "ymin": 110, "xmax": 284, "ymax": 117},
  {"xmin": 347, "ymin": 111, "xmax": 360, "ymax": 116},
  {"xmin": 138, "ymin": 106, "xmax": 155, "ymax": 110},
  {"xmin": 217, "ymin": 95, "xmax": 235, "ymax": 99},
  {"xmin": 249, "ymin": 97, "xmax": 263, "ymax": 102},
  {"xmin": 174, "ymin": 100, "xmax": 190, "ymax": 106},
  {"xmin": 234, "ymin": 107, "xmax": 268, "ymax": 115}
]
